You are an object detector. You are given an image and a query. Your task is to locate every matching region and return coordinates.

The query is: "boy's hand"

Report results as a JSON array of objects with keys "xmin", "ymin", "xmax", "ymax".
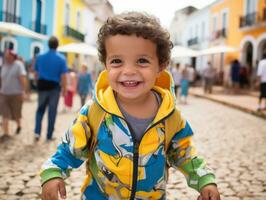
[
  {"xmin": 41, "ymin": 178, "xmax": 66, "ymax": 200},
  {"xmin": 197, "ymin": 184, "xmax": 220, "ymax": 200}
]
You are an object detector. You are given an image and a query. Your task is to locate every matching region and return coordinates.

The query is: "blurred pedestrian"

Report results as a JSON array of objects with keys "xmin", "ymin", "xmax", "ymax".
[
  {"xmin": 180, "ymin": 65, "xmax": 190, "ymax": 104},
  {"xmin": 72, "ymin": 54, "xmax": 79, "ymax": 72},
  {"xmin": 34, "ymin": 36, "xmax": 68, "ymax": 142},
  {"xmin": 239, "ymin": 64, "xmax": 249, "ymax": 89},
  {"xmin": 256, "ymin": 53, "xmax": 266, "ymax": 111},
  {"xmin": 0, "ymin": 50, "xmax": 3, "ymax": 121},
  {"xmin": 77, "ymin": 64, "xmax": 93, "ymax": 107},
  {"xmin": 171, "ymin": 63, "xmax": 181, "ymax": 99},
  {"xmin": 202, "ymin": 61, "xmax": 216, "ymax": 94},
  {"xmin": 0, "ymin": 50, "xmax": 3, "ymax": 89},
  {"xmin": 230, "ymin": 59, "xmax": 240, "ymax": 93},
  {"xmin": 0, "ymin": 50, "xmax": 27, "ymax": 141},
  {"xmin": 28, "ymin": 55, "xmax": 38, "ymax": 92},
  {"xmin": 187, "ymin": 64, "xmax": 195, "ymax": 86},
  {"xmin": 63, "ymin": 68, "xmax": 77, "ymax": 112}
]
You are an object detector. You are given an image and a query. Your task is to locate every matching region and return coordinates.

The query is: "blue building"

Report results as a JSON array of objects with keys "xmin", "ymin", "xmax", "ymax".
[{"xmin": 0, "ymin": 0, "xmax": 55, "ymax": 62}]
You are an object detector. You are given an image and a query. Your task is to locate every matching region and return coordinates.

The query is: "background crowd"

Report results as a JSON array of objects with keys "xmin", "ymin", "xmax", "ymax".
[{"xmin": 0, "ymin": 36, "xmax": 94, "ymax": 142}]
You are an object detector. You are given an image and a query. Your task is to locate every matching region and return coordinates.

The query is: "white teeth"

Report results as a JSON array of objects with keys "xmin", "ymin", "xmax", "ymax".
[
  {"xmin": 125, "ymin": 81, "xmax": 136, "ymax": 84},
  {"xmin": 121, "ymin": 81, "xmax": 139, "ymax": 86}
]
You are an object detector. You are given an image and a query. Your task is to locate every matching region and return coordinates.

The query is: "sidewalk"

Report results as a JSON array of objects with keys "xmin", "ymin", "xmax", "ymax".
[{"xmin": 189, "ymin": 86, "xmax": 266, "ymax": 120}]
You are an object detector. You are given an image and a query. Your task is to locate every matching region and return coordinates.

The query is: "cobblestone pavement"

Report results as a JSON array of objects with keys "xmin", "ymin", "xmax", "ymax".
[{"xmin": 0, "ymin": 95, "xmax": 266, "ymax": 200}]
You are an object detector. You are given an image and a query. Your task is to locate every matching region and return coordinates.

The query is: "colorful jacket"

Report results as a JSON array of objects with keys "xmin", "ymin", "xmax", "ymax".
[{"xmin": 40, "ymin": 70, "xmax": 216, "ymax": 200}]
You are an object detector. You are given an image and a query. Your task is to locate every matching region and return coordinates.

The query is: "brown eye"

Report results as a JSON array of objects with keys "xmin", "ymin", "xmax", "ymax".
[
  {"xmin": 111, "ymin": 59, "xmax": 122, "ymax": 64},
  {"xmin": 138, "ymin": 58, "xmax": 149, "ymax": 64}
]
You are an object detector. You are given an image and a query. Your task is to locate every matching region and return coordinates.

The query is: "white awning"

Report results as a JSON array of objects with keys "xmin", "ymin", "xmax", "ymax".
[
  {"xmin": 199, "ymin": 45, "xmax": 238, "ymax": 55},
  {"xmin": 0, "ymin": 21, "xmax": 48, "ymax": 40},
  {"xmin": 171, "ymin": 45, "xmax": 199, "ymax": 58},
  {"xmin": 58, "ymin": 43, "xmax": 98, "ymax": 56}
]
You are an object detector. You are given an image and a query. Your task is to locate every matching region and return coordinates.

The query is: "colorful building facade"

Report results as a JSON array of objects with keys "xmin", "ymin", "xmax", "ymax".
[
  {"xmin": 53, "ymin": 0, "xmax": 87, "ymax": 68},
  {"xmin": 210, "ymin": 0, "xmax": 266, "ymax": 84},
  {"xmin": 53, "ymin": 0, "xmax": 113, "ymax": 71},
  {"xmin": 0, "ymin": 0, "xmax": 113, "ymax": 72},
  {"xmin": 0, "ymin": 0, "xmax": 55, "ymax": 62}
]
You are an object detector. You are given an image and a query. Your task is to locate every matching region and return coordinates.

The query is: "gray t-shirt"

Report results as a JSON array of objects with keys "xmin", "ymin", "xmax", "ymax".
[
  {"xmin": 0, "ymin": 60, "xmax": 26, "ymax": 95},
  {"xmin": 118, "ymin": 91, "xmax": 162, "ymax": 142}
]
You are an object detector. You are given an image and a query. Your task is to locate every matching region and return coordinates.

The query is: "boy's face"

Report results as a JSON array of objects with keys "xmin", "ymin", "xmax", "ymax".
[{"xmin": 105, "ymin": 34, "xmax": 164, "ymax": 101}]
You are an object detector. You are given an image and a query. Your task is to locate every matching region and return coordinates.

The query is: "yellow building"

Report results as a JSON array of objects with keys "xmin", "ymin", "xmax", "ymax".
[
  {"xmin": 53, "ymin": 0, "xmax": 87, "ymax": 69},
  {"xmin": 210, "ymin": 0, "xmax": 266, "ymax": 85}
]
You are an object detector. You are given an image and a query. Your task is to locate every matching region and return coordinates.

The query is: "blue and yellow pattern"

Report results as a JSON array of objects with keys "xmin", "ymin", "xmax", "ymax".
[{"xmin": 40, "ymin": 70, "xmax": 216, "ymax": 199}]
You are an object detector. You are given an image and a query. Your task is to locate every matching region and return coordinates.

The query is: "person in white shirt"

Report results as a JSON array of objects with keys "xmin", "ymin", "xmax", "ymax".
[
  {"xmin": 171, "ymin": 63, "xmax": 182, "ymax": 98},
  {"xmin": 257, "ymin": 54, "xmax": 266, "ymax": 111},
  {"xmin": 202, "ymin": 61, "xmax": 216, "ymax": 94},
  {"xmin": 187, "ymin": 64, "xmax": 195, "ymax": 85}
]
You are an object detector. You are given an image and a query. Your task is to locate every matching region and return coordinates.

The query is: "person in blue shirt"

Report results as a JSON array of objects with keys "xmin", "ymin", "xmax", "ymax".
[
  {"xmin": 34, "ymin": 36, "xmax": 68, "ymax": 141},
  {"xmin": 77, "ymin": 63, "xmax": 94, "ymax": 107},
  {"xmin": 230, "ymin": 59, "xmax": 240, "ymax": 93}
]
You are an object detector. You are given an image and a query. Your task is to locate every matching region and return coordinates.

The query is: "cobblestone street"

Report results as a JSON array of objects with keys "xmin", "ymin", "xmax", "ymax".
[{"xmin": 0, "ymin": 95, "xmax": 266, "ymax": 200}]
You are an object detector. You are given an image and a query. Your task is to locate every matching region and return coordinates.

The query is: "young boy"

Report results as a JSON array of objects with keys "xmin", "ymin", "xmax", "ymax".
[{"xmin": 41, "ymin": 12, "xmax": 220, "ymax": 200}]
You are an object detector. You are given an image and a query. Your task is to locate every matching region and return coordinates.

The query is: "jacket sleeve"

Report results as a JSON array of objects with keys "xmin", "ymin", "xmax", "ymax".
[
  {"xmin": 167, "ymin": 118, "xmax": 216, "ymax": 192},
  {"xmin": 40, "ymin": 104, "xmax": 92, "ymax": 185}
]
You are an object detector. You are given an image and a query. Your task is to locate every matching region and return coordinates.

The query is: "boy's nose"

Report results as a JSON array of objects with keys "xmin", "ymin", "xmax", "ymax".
[{"xmin": 123, "ymin": 63, "xmax": 137, "ymax": 74}]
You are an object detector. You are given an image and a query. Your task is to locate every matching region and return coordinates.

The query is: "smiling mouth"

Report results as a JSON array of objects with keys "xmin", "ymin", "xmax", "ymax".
[{"xmin": 120, "ymin": 81, "xmax": 141, "ymax": 87}]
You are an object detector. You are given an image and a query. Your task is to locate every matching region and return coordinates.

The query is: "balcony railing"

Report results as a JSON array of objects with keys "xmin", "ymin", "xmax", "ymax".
[
  {"xmin": 187, "ymin": 37, "xmax": 198, "ymax": 46},
  {"xmin": 212, "ymin": 28, "xmax": 227, "ymax": 40},
  {"xmin": 31, "ymin": 21, "xmax": 47, "ymax": 34},
  {"xmin": 239, "ymin": 12, "xmax": 257, "ymax": 28},
  {"xmin": 0, "ymin": 11, "xmax": 21, "ymax": 24},
  {"xmin": 64, "ymin": 25, "xmax": 85, "ymax": 41}
]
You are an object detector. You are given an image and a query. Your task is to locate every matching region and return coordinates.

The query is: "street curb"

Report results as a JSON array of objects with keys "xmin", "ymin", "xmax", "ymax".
[{"xmin": 190, "ymin": 93, "xmax": 266, "ymax": 120}]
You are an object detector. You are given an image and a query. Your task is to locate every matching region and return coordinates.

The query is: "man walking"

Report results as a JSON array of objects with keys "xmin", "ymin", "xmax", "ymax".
[
  {"xmin": 34, "ymin": 36, "xmax": 68, "ymax": 141},
  {"xmin": 257, "ymin": 54, "xmax": 266, "ymax": 111},
  {"xmin": 0, "ymin": 50, "xmax": 27, "ymax": 140},
  {"xmin": 202, "ymin": 61, "xmax": 216, "ymax": 94}
]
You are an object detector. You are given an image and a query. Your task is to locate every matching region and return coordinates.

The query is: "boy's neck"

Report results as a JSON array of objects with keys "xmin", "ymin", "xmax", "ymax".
[{"xmin": 116, "ymin": 91, "xmax": 159, "ymax": 119}]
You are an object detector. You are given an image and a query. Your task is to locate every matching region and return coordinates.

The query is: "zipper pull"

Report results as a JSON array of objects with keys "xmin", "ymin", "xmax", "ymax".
[{"xmin": 134, "ymin": 141, "xmax": 139, "ymax": 154}]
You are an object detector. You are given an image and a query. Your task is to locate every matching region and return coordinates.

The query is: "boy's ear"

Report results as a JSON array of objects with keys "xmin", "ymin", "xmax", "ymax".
[
  {"xmin": 156, "ymin": 63, "xmax": 168, "ymax": 78},
  {"xmin": 159, "ymin": 63, "xmax": 168, "ymax": 72}
]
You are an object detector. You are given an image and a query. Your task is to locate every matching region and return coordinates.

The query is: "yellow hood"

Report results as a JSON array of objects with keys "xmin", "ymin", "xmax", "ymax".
[{"xmin": 94, "ymin": 70, "xmax": 176, "ymax": 122}]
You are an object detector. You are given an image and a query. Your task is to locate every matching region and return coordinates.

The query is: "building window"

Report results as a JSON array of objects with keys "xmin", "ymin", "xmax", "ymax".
[
  {"xmin": 6, "ymin": 0, "xmax": 17, "ymax": 16},
  {"xmin": 33, "ymin": 46, "xmax": 40, "ymax": 56},
  {"xmin": 201, "ymin": 22, "xmax": 205, "ymax": 41},
  {"xmin": 76, "ymin": 11, "xmax": 81, "ymax": 31},
  {"xmin": 222, "ymin": 12, "xmax": 227, "ymax": 29},
  {"xmin": 195, "ymin": 24, "xmax": 198, "ymax": 40},
  {"xmin": 1, "ymin": 37, "xmax": 17, "ymax": 52},
  {"xmin": 64, "ymin": 3, "xmax": 70, "ymax": 26},
  {"xmin": 213, "ymin": 16, "xmax": 217, "ymax": 32},
  {"xmin": 30, "ymin": 42, "xmax": 43, "ymax": 58},
  {"xmin": 4, "ymin": 41, "xmax": 14, "ymax": 50},
  {"xmin": 245, "ymin": 0, "xmax": 256, "ymax": 14},
  {"xmin": 3, "ymin": 0, "xmax": 20, "ymax": 23}
]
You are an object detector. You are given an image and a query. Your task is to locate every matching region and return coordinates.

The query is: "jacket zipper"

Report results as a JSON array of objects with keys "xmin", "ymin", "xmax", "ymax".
[
  {"xmin": 128, "ymin": 109, "xmax": 175, "ymax": 200},
  {"xmin": 129, "ymin": 139, "xmax": 139, "ymax": 200},
  {"xmin": 123, "ymin": 122, "xmax": 139, "ymax": 200},
  {"xmin": 97, "ymin": 104, "xmax": 175, "ymax": 199}
]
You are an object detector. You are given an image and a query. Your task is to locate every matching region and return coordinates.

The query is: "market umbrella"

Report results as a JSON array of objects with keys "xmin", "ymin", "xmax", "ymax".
[
  {"xmin": 171, "ymin": 45, "xmax": 199, "ymax": 58},
  {"xmin": 199, "ymin": 45, "xmax": 238, "ymax": 55},
  {"xmin": 0, "ymin": 21, "xmax": 48, "ymax": 40},
  {"xmin": 58, "ymin": 42, "xmax": 98, "ymax": 56}
]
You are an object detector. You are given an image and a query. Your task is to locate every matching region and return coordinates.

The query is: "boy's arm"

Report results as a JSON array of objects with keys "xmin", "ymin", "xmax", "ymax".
[
  {"xmin": 167, "ymin": 119, "xmax": 216, "ymax": 192},
  {"xmin": 40, "ymin": 105, "xmax": 92, "ymax": 185}
]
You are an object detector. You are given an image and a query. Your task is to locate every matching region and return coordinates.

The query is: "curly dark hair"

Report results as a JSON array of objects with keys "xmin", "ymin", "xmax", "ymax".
[{"xmin": 97, "ymin": 12, "xmax": 173, "ymax": 66}]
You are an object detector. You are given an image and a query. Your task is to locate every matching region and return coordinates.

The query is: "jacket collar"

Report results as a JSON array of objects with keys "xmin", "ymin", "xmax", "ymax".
[{"xmin": 94, "ymin": 70, "xmax": 176, "ymax": 122}]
